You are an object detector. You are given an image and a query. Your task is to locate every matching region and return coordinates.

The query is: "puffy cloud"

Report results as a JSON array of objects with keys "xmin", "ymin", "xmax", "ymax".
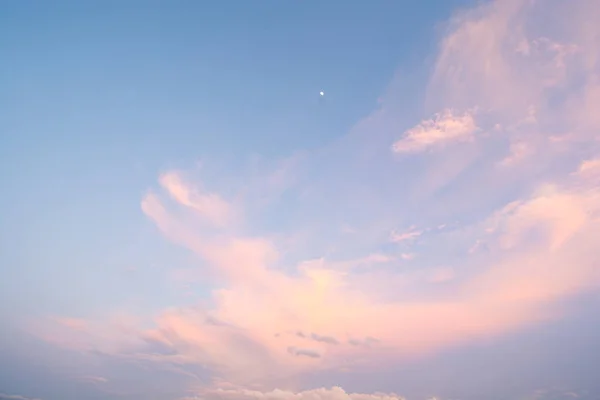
[
  {"xmin": 189, "ymin": 386, "xmax": 405, "ymax": 400},
  {"xmin": 392, "ymin": 110, "xmax": 477, "ymax": 153}
]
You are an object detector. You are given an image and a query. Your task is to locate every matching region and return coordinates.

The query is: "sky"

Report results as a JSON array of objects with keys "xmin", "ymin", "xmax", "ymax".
[{"xmin": 1, "ymin": 0, "xmax": 600, "ymax": 399}]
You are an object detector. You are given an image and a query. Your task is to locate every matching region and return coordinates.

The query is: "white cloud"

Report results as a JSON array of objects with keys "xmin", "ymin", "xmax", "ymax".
[
  {"xmin": 392, "ymin": 109, "xmax": 477, "ymax": 153},
  {"xmin": 0, "ymin": 394, "xmax": 41, "ymax": 400},
  {"xmin": 190, "ymin": 386, "xmax": 405, "ymax": 400}
]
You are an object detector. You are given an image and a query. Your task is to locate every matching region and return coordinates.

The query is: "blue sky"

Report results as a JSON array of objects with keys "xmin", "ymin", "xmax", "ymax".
[
  {"xmin": 0, "ymin": 0, "xmax": 466, "ymax": 319},
  {"xmin": 2, "ymin": 1, "xmax": 600, "ymax": 400}
]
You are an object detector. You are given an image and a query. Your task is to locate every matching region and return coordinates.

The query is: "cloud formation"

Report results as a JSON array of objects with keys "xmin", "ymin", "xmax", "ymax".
[
  {"xmin": 29, "ymin": 0, "xmax": 600, "ymax": 398},
  {"xmin": 158, "ymin": 171, "xmax": 236, "ymax": 228},
  {"xmin": 189, "ymin": 386, "xmax": 405, "ymax": 400},
  {"xmin": 0, "ymin": 394, "xmax": 41, "ymax": 400},
  {"xmin": 389, "ymin": 227, "xmax": 422, "ymax": 243},
  {"xmin": 78, "ymin": 375, "xmax": 109, "ymax": 384},
  {"xmin": 392, "ymin": 109, "xmax": 478, "ymax": 153}
]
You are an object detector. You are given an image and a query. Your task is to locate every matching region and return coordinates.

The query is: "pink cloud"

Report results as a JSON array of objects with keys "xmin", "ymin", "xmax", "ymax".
[
  {"xmin": 389, "ymin": 228, "xmax": 422, "ymax": 243},
  {"xmin": 52, "ymin": 317, "xmax": 88, "ymax": 331},
  {"xmin": 0, "ymin": 395, "xmax": 41, "ymax": 400},
  {"xmin": 158, "ymin": 171, "xmax": 235, "ymax": 228},
  {"xmin": 30, "ymin": 0, "xmax": 600, "ymax": 396},
  {"xmin": 188, "ymin": 386, "xmax": 406, "ymax": 400},
  {"xmin": 498, "ymin": 140, "xmax": 532, "ymax": 166},
  {"xmin": 40, "ymin": 170, "xmax": 600, "ymax": 383},
  {"xmin": 392, "ymin": 109, "xmax": 477, "ymax": 153},
  {"xmin": 576, "ymin": 158, "xmax": 600, "ymax": 185}
]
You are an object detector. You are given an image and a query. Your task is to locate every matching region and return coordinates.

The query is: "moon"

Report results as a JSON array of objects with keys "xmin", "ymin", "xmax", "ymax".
[{"xmin": 319, "ymin": 91, "xmax": 324, "ymax": 96}]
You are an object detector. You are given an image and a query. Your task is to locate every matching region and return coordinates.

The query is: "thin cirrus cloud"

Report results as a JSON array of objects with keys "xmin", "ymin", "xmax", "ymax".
[
  {"xmin": 28, "ymin": 0, "xmax": 600, "ymax": 399},
  {"xmin": 77, "ymin": 376, "xmax": 109, "ymax": 384},
  {"xmin": 158, "ymin": 171, "xmax": 236, "ymax": 229},
  {"xmin": 388, "ymin": 227, "xmax": 422, "ymax": 243}
]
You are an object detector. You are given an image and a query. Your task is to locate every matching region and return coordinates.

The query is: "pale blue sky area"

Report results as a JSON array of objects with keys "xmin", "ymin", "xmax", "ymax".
[{"xmin": 0, "ymin": 0, "xmax": 467, "ymax": 319}]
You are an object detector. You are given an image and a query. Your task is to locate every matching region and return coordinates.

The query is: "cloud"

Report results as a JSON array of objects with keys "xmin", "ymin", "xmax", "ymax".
[
  {"xmin": 392, "ymin": 109, "xmax": 478, "ymax": 153},
  {"xmin": 287, "ymin": 347, "xmax": 321, "ymax": 359},
  {"xmin": 389, "ymin": 228, "xmax": 422, "ymax": 243},
  {"xmin": 522, "ymin": 388, "xmax": 583, "ymax": 400},
  {"xmin": 41, "ymin": 171, "xmax": 600, "ymax": 383},
  {"xmin": 190, "ymin": 386, "xmax": 405, "ymax": 400},
  {"xmin": 30, "ymin": 0, "xmax": 600, "ymax": 397},
  {"xmin": 498, "ymin": 140, "xmax": 532, "ymax": 166},
  {"xmin": 310, "ymin": 333, "xmax": 339, "ymax": 345},
  {"xmin": 78, "ymin": 376, "xmax": 109, "ymax": 384},
  {"xmin": 132, "ymin": 0, "xmax": 600, "ymax": 382},
  {"xmin": 52, "ymin": 317, "xmax": 88, "ymax": 331},
  {"xmin": 576, "ymin": 158, "xmax": 600, "ymax": 185},
  {"xmin": 0, "ymin": 394, "xmax": 41, "ymax": 400},
  {"xmin": 578, "ymin": 159, "xmax": 600, "ymax": 173},
  {"xmin": 348, "ymin": 337, "xmax": 379, "ymax": 347},
  {"xmin": 158, "ymin": 171, "xmax": 235, "ymax": 228}
]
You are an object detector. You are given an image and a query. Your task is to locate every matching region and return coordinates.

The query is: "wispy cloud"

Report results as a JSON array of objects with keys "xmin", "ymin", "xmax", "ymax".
[
  {"xmin": 522, "ymin": 388, "xmax": 583, "ymax": 400},
  {"xmin": 158, "ymin": 171, "xmax": 236, "ymax": 228},
  {"xmin": 77, "ymin": 376, "xmax": 109, "ymax": 384},
  {"xmin": 39, "ymin": 167, "xmax": 600, "ymax": 384},
  {"xmin": 309, "ymin": 333, "xmax": 339, "ymax": 345},
  {"xmin": 29, "ymin": 0, "xmax": 600, "ymax": 397},
  {"xmin": 389, "ymin": 227, "xmax": 422, "ymax": 243},
  {"xmin": 287, "ymin": 347, "xmax": 321, "ymax": 359},
  {"xmin": 392, "ymin": 109, "xmax": 478, "ymax": 153}
]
